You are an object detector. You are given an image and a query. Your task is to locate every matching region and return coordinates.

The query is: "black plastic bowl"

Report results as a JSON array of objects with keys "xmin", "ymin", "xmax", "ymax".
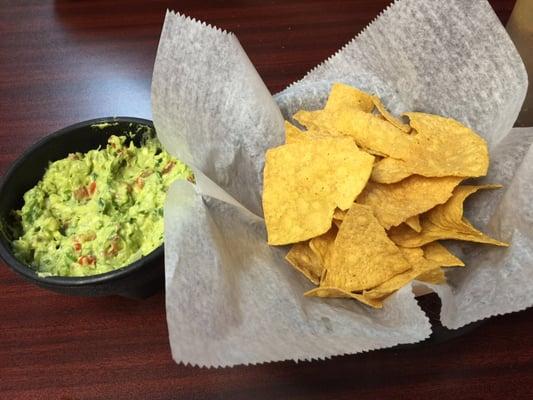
[{"xmin": 0, "ymin": 117, "xmax": 165, "ymax": 298}]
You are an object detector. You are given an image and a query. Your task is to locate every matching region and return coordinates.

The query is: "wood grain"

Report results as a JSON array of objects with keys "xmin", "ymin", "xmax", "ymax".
[{"xmin": 1, "ymin": 1, "xmax": 531, "ymax": 399}]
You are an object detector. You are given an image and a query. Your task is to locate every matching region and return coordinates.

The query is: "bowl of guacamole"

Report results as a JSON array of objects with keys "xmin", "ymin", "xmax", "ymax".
[{"xmin": 0, "ymin": 117, "xmax": 192, "ymax": 298}]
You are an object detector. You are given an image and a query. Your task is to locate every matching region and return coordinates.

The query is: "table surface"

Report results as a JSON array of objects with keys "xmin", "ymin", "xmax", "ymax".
[{"xmin": 1, "ymin": 1, "xmax": 532, "ymax": 399}]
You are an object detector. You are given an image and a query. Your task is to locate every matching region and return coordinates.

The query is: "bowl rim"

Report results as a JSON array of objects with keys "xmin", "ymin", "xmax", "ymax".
[{"xmin": 0, "ymin": 116, "xmax": 165, "ymax": 287}]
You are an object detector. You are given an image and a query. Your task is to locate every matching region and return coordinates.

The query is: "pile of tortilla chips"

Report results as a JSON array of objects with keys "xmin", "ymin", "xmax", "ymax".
[{"xmin": 262, "ymin": 83, "xmax": 509, "ymax": 308}]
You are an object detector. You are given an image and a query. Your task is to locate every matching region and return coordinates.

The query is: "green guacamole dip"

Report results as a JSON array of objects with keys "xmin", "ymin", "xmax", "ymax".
[{"xmin": 11, "ymin": 134, "xmax": 192, "ymax": 277}]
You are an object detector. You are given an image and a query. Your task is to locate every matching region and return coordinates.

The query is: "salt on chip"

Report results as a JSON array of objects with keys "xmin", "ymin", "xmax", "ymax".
[
  {"xmin": 389, "ymin": 185, "xmax": 509, "ymax": 247},
  {"xmin": 263, "ymin": 137, "xmax": 374, "ymax": 245},
  {"xmin": 320, "ymin": 203, "xmax": 411, "ymax": 291},
  {"xmin": 372, "ymin": 113, "xmax": 489, "ymax": 184},
  {"xmin": 325, "ymin": 83, "xmax": 374, "ymax": 113},
  {"xmin": 422, "ymin": 242, "xmax": 464, "ymax": 267},
  {"xmin": 371, "ymin": 95, "xmax": 411, "ymax": 133},
  {"xmin": 304, "ymin": 287, "xmax": 383, "ymax": 308},
  {"xmin": 286, "ymin": 241, "xmax": 323, "ymax": 285},
  {"xmin": 357, "ymin": 175, "xmax": 462, "ymax": 229},
  {"xmin": 405, "ymin": 215, "xmax": 422, "ymax": 232}
]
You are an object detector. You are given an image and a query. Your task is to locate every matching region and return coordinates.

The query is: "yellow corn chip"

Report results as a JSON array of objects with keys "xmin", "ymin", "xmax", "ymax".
[
  {"xmin": 325, "ymin": 83, "xmax": 374, "ymax": 113},
  {"xmin": 422, "ymin": 242, "xmax": 464, "ymax": 267},
  {"xmin": 399, "ymin": 247, "xmax": 438, "ymax": 269},
  {"xmin": 430, "ymin": 185, "xmax": 500, "ymax": 226},
  {"xmin": 357, "ymin": 175, "xmax": 462, "ymax": 229},
  {"xmin": 284, "ymin": 121, "xmax": 307, "ymax": 144},
  {"xmin": 405, "ymin": 215, "xmax": 422, "ymax": 232},
  {"xmin": 389, "ymin": 185, "xmax": 509, "ymax": 247},
  {"xmin": 304, "ymin": 287, "xmax": 383, "ymax": 308},
  {"xmin": 292, "ymin": 110, "xmax": 329, "ymax": 132},
  {"xmin": 363, "ymin": 148, "xmax": 389, "ymax": 157},
  {"xmin": 309, "ymin": 227, "xmax": 337, "ymax": 266},
  {"xmin": 372, "ymin": 113, "xmax": 489, "ymax": 183},
  {"xmin": 416, "ymin": 268, "xmax": 447, "ymax": 284},
  {"xmin": 265, "ymin": 84, "xmax": 509, "ymax": 309},
  {"xmin": 361, "ymin": 269, "xmax": 417, "ymax": 300},
  {"xmin": 285, "ymin": 241, "xmax": 324, "ymax": 285},
  {"xmin": 371, "ymin": 157, "xmax": 412, "ymax": 183},
  {"xmin": 292, "ymin": 82, "xmax": 374, "ymax": 131},
  {"xmin": 329, "ymin": 108, "xmax": 413, "ymax": 159},
  {"xmin": 320, "ymin": 204, "xmax": 411, "ymax": 291},
  {"xmin": 263, "ymin": 137, "xmax": 374, "ymax": 245},
  {"xmin": 293, "ymin": 107, "xmax": 412, "ymax": 159},
  {"xmin": 285, "ymin": 121, "xmax": 334, "ymax": 144},
  {"xmin": 371, "ymin": 95, "xmax": 411, "ymax": 133},
  {"xmin": 363, "ymin": 247, "xmax": 440, "ymax": 299}
]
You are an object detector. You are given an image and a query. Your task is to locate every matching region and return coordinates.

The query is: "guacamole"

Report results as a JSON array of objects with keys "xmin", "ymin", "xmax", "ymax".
[{"xmin": 11, "ymin": 134, "xmax": 192, "ymax": 277}]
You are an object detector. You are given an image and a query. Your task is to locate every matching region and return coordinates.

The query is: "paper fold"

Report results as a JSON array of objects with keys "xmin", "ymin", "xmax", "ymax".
[
  {"xmin": 164, "ymin": 180, "xmax": 431, "ymax": 367},
  {"xmin": 152, "ymin": 11, "xmax": 284, "ymax": 217}
]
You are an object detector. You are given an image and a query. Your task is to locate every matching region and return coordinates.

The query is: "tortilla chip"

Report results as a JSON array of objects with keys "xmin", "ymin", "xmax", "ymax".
[
  {"xmin": 405, "ymin": 215, "xmax": 422, "ymax": 232},
  {"xmin": 329, "ymin": 108, "xmax": 413, "ymax": 159},
  {"xmin": 357, "ymin": 175, "xmax": 462, "ymax": 229},
  {"xmin": 399, "ymin": 246, "xmax": 443, "ymax": 280},
  {"xmin": 371, "ymin": 157, "xmax": 413, "ymax": 183},
  {"xmin": 360, "ymin": 269, "xmax": 416, "ymax": 300},
  {"xmin": 267, "ymin": 85, "xmax": 508, "ymax": 308},
  {"xmin": 362, "ymin": 247, "xmax": 441, "ymax": 299},
  {"xmin": 285, "ymin": 241, "xmax": 324, "ymax": 285},
  {"xmin": 304, "ymin": 287, "xmax": 383, "ymax": 308},
  {"xmin": 371, "ymin": 95, "xmax": 411, "ymax": 133},
  {"xmin": 292, "ymin": 110, "xmax": 328, "ymax": 132},
  {"xmin": 362, "ymin": 148, "xmax": 389, "ymax": 157},
  {"xmin": 389, "ymin": 185, "xmax": 509, "ymax": 247},
  {"xmin": 320, "ymin": 203, "xmax": 411, "ymax": 291},
  {"xmin": 309, "ymin": 227, "xmax": 337, "ymax": 266},
  {"xmin": 416, "ymin": 268, "xmax": 447, "ymax": 284},
  {"xmin": 263, "ymin": 137, "xmax": 374, "ymax": 245},
  {"xmin": 430, "ymin": 185, "xmax": 500, "ymax": 224},
  {"xmin": 285, "ymin": 121, "xmax": 334, "ymax": 144},
  {"xmin": 284, "ymin": 121, "xmax": 307, "ymax": 144},
  {"xmin": 372, "ymin": 113, "xmax": 489, "ymax": 183},
  {"xmin": 325, "ymin": 83, "xmax": 374, "ymax": 113},
  {"xmin": 422, "ymin": 242, "xmax": 464, "ymax": 267}
]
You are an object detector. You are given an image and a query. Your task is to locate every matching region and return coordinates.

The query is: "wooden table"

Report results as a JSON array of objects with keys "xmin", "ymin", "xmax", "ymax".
[{"xmin": 1, "ymin": 1, "xmax": 531, "ymax": 399}]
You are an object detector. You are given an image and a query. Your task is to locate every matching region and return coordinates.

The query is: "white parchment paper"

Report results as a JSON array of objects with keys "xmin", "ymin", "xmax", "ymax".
[{"xmin": 152, "ymin": 0, "xmax": 530, "ymax": 367}]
